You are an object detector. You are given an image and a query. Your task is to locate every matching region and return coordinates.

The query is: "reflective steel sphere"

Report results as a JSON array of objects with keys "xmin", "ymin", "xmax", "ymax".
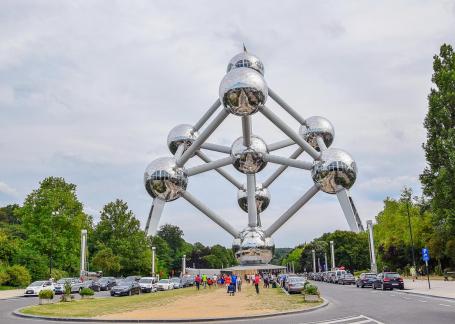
[
  {"xmin": 299, "ymin": 116, "xmax": 335, "ymax": 151},
  {"xmin": 219, "ymin": 68, "xmax": 268, "ymax": 116},
  {"xmin": 232, "ymin": 238, "xmax": 241, "ymax": 254},
  {"xmin": 144, "ymin": 157, "xmax": 188, "ymax": 201},
  {"xmin": 227, "ymin": 51, "xmax": 264, "ymax": 75},
  {"xmin": 237, "ymin": 183, "xmax": 271, "ymax": 213},
  {"xmin": 234, "ymin": 227, "xmax": 274, "ymax": 265},
  {"xmin": 167, "ymin": 124, "xmax": 199, "ymax": 155},
  {"xmin": 231, "ymin": 135, "xmax": 269, "ymax": 174},
  {"xmin": 311, "ymin": 148, "xmax": 357, "ymax": 194}
]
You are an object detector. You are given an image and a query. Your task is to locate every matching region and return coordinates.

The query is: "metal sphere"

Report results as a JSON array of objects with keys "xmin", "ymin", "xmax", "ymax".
[
  {"xmin": 299, "ymin": 116, "xmax": 335, "ymax": 151},
  {"xmin": 219, "ymin": 67, "xmax": 268, "ymax": 116},
  {"xmin": 311, "ymin": 148, "xmax": 357, "ymax": 194},
  {"xmin": 227, "ymin": 51, "xmax": 264, "ymax": 75},
  {"xmin": 167, "ymin": 124, "xmax": 199, "ymax": 155},
  {"xmin": 234, "ymin": 227, "xmax": 274, "ymax": 265},
  {"xmin": 232, "ymin": 238, "xmax": 241, "ymax": 254},
  {"xmin": 230, "ymin": 135, "xmax": 269, "ymax": 174},
  {"xmin": 144, "ymin": 157, "xmax": 188, "ymax": 201},
  {"xmin": 237, "ymin": 183, "xmax": 271, "ymax": 213}
]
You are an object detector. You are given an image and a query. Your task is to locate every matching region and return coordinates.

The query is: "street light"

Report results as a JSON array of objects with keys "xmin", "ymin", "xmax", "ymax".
[
  {"xmin": 406, "ymin": 198, "xmax": 417, "ymax": 273},
  {"xmin": 49, "ymin": 210, "xmax": 58, "ymax": 278},
  {"xmin": 151, "ymin": 246, "xmax": 156, "ymax": 277}
]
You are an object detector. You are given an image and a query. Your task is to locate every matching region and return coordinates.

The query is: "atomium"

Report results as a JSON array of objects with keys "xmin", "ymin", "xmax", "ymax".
[{"xmin": 143, "ymin": 48, "xmax": 363, "ymax": 265}]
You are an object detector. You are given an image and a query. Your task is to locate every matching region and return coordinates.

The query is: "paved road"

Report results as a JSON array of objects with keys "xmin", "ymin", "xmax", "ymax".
[{"xmin": 1, "ymin": 282, "xmax": 454, "ymax": 323}]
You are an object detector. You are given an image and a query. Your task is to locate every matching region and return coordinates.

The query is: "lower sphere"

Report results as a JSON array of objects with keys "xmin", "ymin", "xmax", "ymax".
[
  {"xmin": 144, "ymin": 157, "xmax": 187, "ymax": 201},
  {"xmin": 234, "ymin": 227, "xmax": 274, "ymax": 265}
]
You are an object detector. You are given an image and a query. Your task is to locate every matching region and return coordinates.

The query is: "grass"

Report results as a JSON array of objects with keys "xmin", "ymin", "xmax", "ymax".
[
  {"xmin": 21, "ymin": 287, "xmax": 212, "ymax": 318},
  {"xmin": 252, "ymin": 285, "xmax": 322, "ymax": 312},
  {"xmin": 0, "ymin": 285, "xmax": 20, "ymax": 290}
]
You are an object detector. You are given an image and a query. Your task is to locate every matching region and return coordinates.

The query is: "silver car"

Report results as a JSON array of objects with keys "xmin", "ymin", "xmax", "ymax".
[{"xmin": 285, "ymin": 276, "xmax": 306, "ymax": 294}]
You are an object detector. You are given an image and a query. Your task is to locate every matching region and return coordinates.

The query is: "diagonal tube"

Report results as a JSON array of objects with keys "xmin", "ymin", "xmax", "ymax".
[
  {"xmin": 177, "ymin": 109, "xmax": 229, "ymax": 167},
  {"xmin": 316, "ymin": 136, "xmax": 327, "ymax": 151},
  {"xmin": 261, "ymin": 106, "xmax": 321, "ymax": 160},
  {"xmin": 196, "ymin": 151, "xmax": 243, "ymax": 189},
  {"xmin": 265, "ymin": 185, "xmax": 320, "ymax": 236},
  {"xmin": 268, "ymin": 88, "xmax": 306, "ymax": 126},
  {"xmin": 263, "ymin": 153, "xmax": 313, "ymax": 170},
  {"xmin": 242, "ymin": 116, "xmax": 252, "ymax": 147},
  {"xmin": 268, "ymin": 139, "xmax": 295, "ymax": 151},
  {"xmin": 247, "ymin": 173, "xmax": 258, "ymax": 227},
  {"xmin": 263, "ymin": 147, "xmax": 304, "ymax": 188},
  {"xmin": 145, "ymin": 198, "xmax": 166, "ymax": 236},
  {"xmin": 193, "ymin": 99, "xmax": 221, "ymax": 131},
  {"xmin": 201, "ymin": 143, "xmax": 231, "ymax": 154},
  {"xmin": 174, "ymin": 144, "xmax": 185, "ymax": 160},
  {"xmin": 185, "ymin": 156, "xmax": 235, "ymax": 176},
  {"xmin": 182, "ymin": 191, "xmax": 238, "ymax": 237}
]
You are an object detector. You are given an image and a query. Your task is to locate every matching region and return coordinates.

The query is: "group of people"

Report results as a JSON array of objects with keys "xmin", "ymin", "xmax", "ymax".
[{"xmin": 193, "ymin": 272, "xmax": 267, "ymax": 295}]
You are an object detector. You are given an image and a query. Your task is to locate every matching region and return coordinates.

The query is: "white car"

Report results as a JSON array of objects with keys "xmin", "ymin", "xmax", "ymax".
[
  {"xmin": 24, "ymin": 280, "xmax": 55, "ymax": 296},
  {"xmin": 156, "ymin": 279, "xmax": 174, "ymax": 291},
  {"xmin": 138, "ymin": 277, "xmax": 157, "ymax": 293}
]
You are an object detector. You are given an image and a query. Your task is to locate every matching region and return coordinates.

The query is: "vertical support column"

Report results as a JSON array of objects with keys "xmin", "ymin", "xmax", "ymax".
[
  {"xmin": 324, "ymin": 252, "xmax": 328, "ymax": 272},
  {"xmin": 80, "ymin": 229, "xmax": 87, "ymax": 278},
  {"xmin": 247, "ymin": 174, "xmax": 258, "ymax": 227},
  {"xmin": 182, "ymin": 255, "xmax": 186, "ymax": 276},
  {"xmin": 317, "ymin": 257, "xmax": 320, "ymax": 272},
  {"xmin": 312, "ymin": 249, "xmax": 316, "ymax": 273},
  {"xmin": 152, "ymin": 246, "xmax": 156, "ymax": 277},
  {"xmin": 367, "ymin": 220, "xmax": 378, "ymax": 273},
  {"xmin": 330, "ymin": 241, "xmax": 335, "ymax": 270}
]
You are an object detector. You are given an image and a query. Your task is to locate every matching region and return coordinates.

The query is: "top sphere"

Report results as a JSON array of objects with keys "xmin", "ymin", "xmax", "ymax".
[
  {"xmin": 299, "ymin": 116, "xmax": 335, "ymax": 151},
  {"xmin": 311, "ymin": 148, "xmax": 357, "ymax": 194},
  {"xmin": 227, "ymin": 51, "xmax": 264, "ymax": 75},
  {"xmin": 144, "ymin": 157, "xmax": 188, "ymax": 201},
  {"xmin": 219, "ymin": 68, "xmax": 268, "ymax": 116},
  {"xmin": 167, "ymin": 124, "xmax": 199, "ymax": 155}
]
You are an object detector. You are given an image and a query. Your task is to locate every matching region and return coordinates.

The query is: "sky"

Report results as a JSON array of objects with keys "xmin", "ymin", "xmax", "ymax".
[{"xmin": 1, "ymin": 1, "xmax": 455, "ymax": 248}]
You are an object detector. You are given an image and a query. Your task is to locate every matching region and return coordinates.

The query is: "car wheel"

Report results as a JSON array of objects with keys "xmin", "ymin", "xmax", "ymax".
[{"xmin": 361, "ymin": 284, "xmax": 364, "ymax": 288}]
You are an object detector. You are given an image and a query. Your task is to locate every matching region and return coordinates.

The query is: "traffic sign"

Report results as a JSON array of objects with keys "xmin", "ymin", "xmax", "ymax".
[{"xmin": 422, "ymin": 248, "xmax": 430, "ymax": 262}]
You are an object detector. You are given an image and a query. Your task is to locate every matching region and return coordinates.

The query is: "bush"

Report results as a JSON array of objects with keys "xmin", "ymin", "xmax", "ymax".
[
  {"xmin": 50, "ymin": 269, "xmax": 68, "ymax": 281},
  {"xmin": 39, "ymin": 289, "xmax": 54, "ymax": 299},
  {"xmin": 79, "ymin": 288, "xmax": 94, "ymax": 296},
  {"xmin": 0, "ymin": 267, "xmax": 10, "ymax": 285},
  {"xmin": 304, "ymin": 284, "xmax": 319, "ymax": 296},
  {"xmin": 5, "ymin": 265, "xmax": 31, "ymax": 287}
]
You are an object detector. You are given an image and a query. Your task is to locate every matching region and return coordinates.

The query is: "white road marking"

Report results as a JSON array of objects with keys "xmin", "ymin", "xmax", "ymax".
[
  {"xmin": 305, "ymin": 315, "xmax": 385, "ymax": 324},
  {"xmin": 439, "ymin": 303, "xmax": 452, "ymax": 307},
  {"xmin": 402, "ymin": 297, "xmax": 412, "ymax": 300},
  {"xmin": 418, "ymin": 300, "xmax": 427, "ymax": 303}
]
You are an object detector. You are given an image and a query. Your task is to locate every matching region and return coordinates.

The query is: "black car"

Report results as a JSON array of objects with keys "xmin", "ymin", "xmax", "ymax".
[
  {"xmin": 98, "ymin": 277, "xmax": 117, "ymax": 291},
  {"xmin": 372, "ymin": 272, "xmax": 404, "ymax": 290},
  {"xmin": 110, "ymin": 280, "xmax": 141, "ymax": 296},
  {"xmin": 356, "ymin": 272, "xmax": 377, "ymax": 288}
]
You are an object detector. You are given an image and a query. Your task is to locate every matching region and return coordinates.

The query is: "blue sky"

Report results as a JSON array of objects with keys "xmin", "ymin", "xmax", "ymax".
[{"xmin": 1, "ymin": 1, "xmax": 455, "ymax": 247}]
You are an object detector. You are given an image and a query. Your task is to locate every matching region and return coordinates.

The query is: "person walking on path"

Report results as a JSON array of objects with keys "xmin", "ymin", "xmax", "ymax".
[
  {"xmin": 202, "ymin": 274, "xmax": 207, "ymax": 288},
  {"xmin": 195, "ymin": 274, "xmax": 201, "ymax": 290},
  {"xmin": 225, "ymin": 274, "xmax": 231, "ymax": 287},
  {"xmin": 254, "ymin": 273, "xmax": 260, "ymax": 294},
  {"xmin": 231, "ymin": 274, "xmax": 237, "ymax": 293}
]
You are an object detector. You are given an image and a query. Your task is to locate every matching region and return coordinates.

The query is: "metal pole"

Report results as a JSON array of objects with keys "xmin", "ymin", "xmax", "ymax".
[
  {"xmin": 196, "ymin": 151, "xmax": 243, "ymax": 189},
  {"xmin": 261, "ymin": 106, "xmax": 320, "ymax": 160},
  {"xmin": 265, "ymin": 185, "xmax": 320, "ymax": 236},
  {"xmin": 267, "ymin": 138, "xmax": 295, "ymax": 151},
  {"xmin": 268, "ymin": 88, "xmax": 306, "ymax": 126},
  {"xmin": 182, "ymin": 191, "xmax": 239, "ymax": 237},
  {"xmin": 312, "ymin": 250, "xmax": 316, "ymax": 273},
  {"xmin": 317, "ymin": 257, "xmax": 320, "ymax": 272},
  {"xmin": 174, "ymin": 144, "xmax": 185, "ymax": 160},
  {"xmin": 406, "ymin": 200, "xmax": 417, "ymax": 272},
  {"xmin": 182, "ymin": 255, "xmax": 186, "ymax": 276},
  {"xmin": 80, "ymin": 229, "xmax": 87, "ymax": 278},
  {"xmin": 200, "ymin": 143, "xmax": 231, "ymax": 154},
  {"xmin": 185, "ymin": 156, "xmax": 234, "ymax": 176},
  {"xmin": 367, "ymin": 220, "xmax": 377, "ymax": 273},
  {"xmin": 177, "ymin": 109, "xmax": 229, "ymax": 167},
  {"xmin": 193, "ymin": 99, "xmax": 221, "ymax": 131},
  {"xmin": 151, "ymin": 246, "xmax": 156, "ymax": 276},
  {"xmin": 263, "ymin": 147, "xmax": 304, "ymax": 188},
  {"xmin": 330, "ymin": 241, "xmax": 335, "ymax": 270},
  {"xmin": 242, "ymin": 116, "xmax": 252, "ymax": 147},
  {"xmin": 263, "ymin": 154, "xmax": 313, "ymax": 170},
  {"xmin": 316, "ymin": 137, "xmax": 327, "ymax": 151},
  {"xmin": 426, "ymin": 260, "xmax": 431, "ymax": 289},
  {"xmin": 247, "ymin": 174, "xmax": 258, "ymax": 227},
  {"xmin": 324, "ymin": 253, "xmax": 328, "ymax": 272}
]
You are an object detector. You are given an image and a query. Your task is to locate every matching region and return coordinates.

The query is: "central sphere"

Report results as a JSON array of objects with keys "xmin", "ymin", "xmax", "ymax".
[
  {"xmin": 237, "ymin": 183, "xmax": 271, "ymax": 213},
  {"xmin": 311, "ymin": 148, "xmax": 357, "ymax": 194},
  {"xmin": 227, "ymin": 51, "xmax": 265, "ymax": 75},
  {"xmin": 230, "ymin": 135, "xmax": 269, "ymax": 174},
  {"xmin": 233, "ymin": 227, "xmax": 274, "ymax": 265},
  {"xmin": 299, "ymin": 116, "xmax": 335, "ymax": 151},
  {"xmin": 144, "ymin": 157, "xmax": 188, "ymax": 201},
  {"xmin": 167, "ymin": 124, "xmax": 199, "ymax": 155},
  {"xmin": 219, "ymin": 68, "xmax": 268, "ymax": 116}
]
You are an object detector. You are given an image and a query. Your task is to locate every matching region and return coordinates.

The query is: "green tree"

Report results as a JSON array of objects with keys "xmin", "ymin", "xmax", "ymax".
[
  {"xmin": 92, "ymin": 247, "xmax": 121, "ymax": 276},
  {"xmin": 93, "ymin": 199, "xmax": 151, "ymax": 276}
]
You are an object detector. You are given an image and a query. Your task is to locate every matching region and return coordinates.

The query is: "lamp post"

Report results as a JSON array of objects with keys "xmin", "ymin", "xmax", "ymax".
[
  {"xmin": 49, "ymin": 210, "xmax": 58, "ymax": 278},
  {"xmin": 330, "ymin": 241, "xmax": 335, "ymax": 270},
  {"xmin": 406, "ymin": 200, "xmax": 417, "ymax": 272},
  {"xmin": 151, "ymin": 246, "xmax": 156, "ymax": 277},
  {"xmin": 312, "ymin": 249, "xmax": 316, "ymax": 273},
  {"xmin": 182, "ymin": 254, "xmax": 186, "ymax": 275},
  {"xmin": 324, "ymin": 252, "xmax": 328, "ymax": 272}
]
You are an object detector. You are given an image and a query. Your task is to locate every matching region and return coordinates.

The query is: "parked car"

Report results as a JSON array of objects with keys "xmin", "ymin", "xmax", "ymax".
[
  {"xmin": 98, "ymin": 277, "xmax": 117, "ymax": 291},
  {"xmin": 157, "ymin": 279, "xmax": 174, "ymax": 291},
  {"xmin": 110, "ymin": 280, "xmax": 141, "ymax": 296},
  {"xmin": 284, "ymin": 276, "xmax": 306, "ymax": 294},
  {"xmin": 170, "ymin": 277, "xmax": 183, "ymax": 289},
  {"xmin": 138, "ymin": 277, "xmax": 157, "ymax": 293},
  {"xmin": 125, "ymin": 275, "xmax": 141, "ymax": 282},
  {"xmin": 71, "ymin": 279, "xmax": 100, "ymax": 293},
  {"xmin": 24, "ymin": 280, "xmax": 55, "ymax": 296},
  {"xmin": 54, "ymin": 278, "xmax": 78, "ymax": 294},
  {"xmin": 331, "ymin": 269, "xmax": 346, "ymax": 284},
  {"xmin": 338, "ymin": 272, "xmax": 355, "ymax": 285},
  {"xmin": 356, "ymin": 273, "xmax": 377, "ymax": 288},
  {"xmin": 372, "ymin": 272, "xmax": 404, "ymax": 290},
  {"xmin": 181, "ymin": 275, "xmax": 195, "ymax": 287}
]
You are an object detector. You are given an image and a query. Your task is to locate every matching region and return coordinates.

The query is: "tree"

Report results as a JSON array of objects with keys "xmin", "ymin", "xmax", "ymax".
[
  {"xmin": 93, "ymin": 199, "xmax": 151, "ymax": 276},
  {"xmin": 92, "ymin": 247, "xmax": 121, "ymax": 276}
]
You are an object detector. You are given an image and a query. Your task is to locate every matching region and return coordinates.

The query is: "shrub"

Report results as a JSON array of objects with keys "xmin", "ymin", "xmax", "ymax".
[
  {"xmin": 50, "ymin": 269, "xmax": 68, "ymax": 281},
  {"xmin": 79, "ymin": 288, "xmax": 94, "ymax": 296},
  {"xmin": 5, "ymin": 265, "xmax": 31, "ymax": 287},
  {"xmin": 0, "ymin": 267, "xmax": 10, "ymax": 285},
  {"xmin": 304, "ymin": 284, "xmax": 319, "ymax": 296},
  {"xmin": 39, "ymin": 289, "xmax": 54, "ymax": 299}
]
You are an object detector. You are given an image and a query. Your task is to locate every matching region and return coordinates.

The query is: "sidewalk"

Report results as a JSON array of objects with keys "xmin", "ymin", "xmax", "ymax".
[
  {"xmin": 0, "ymin": 289, "xmax": 23, "ymax": 300},
  {"xmin": 403, "ymin": 279, "xmax": 455, "ymax": 299}
]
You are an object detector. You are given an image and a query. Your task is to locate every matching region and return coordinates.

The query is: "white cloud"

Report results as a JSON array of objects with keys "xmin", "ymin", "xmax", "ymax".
[{"xmin": 0, "ymin": 181, "xmax": 18, "ymax": 197}]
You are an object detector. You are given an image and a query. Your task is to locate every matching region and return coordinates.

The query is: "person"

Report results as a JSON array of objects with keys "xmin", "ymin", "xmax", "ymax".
[
  {"xmin": 195, "ymin": 274, "xmax": 201, "ymax": 290},
  {"xmin": 254, "ymin": 273, "xmax": 260, "ymax": 294},
  {"xmin": 227, "ymin": 282, "xmax": 235, "ymax": 296},
  {"xmin": 264, "ymin": 275, "xmax": 269, "ymax": 288},
  {"xmin": 237, "ymin": 276, "xmax": 242, "ymax": 292},
  {"xmin": 225, "ymin": 274, "xmax": 231, "ymax": 287},
  {"xmin": 219, "ymin": 276, "xmax": 224, "ymax": 288},
  {"xmin": 231, "ymin": 274, "xmax": 237, "ymax": 293},
  {"xmin": 202, "ymin": 274, "xmax": 207, "ymax": 288}
]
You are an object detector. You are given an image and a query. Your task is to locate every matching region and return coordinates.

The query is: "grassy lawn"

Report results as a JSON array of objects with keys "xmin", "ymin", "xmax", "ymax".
[
  {"xmin": 0, "ymin": 285, "xmax": 19, "ymax": 290},
  {"xmin": 21, "ymin": 287, "xmax": 212, "ymax": 318},
  {"xmin": 252, "ymin": 285, "xmax": 322, "ymax": 312}
]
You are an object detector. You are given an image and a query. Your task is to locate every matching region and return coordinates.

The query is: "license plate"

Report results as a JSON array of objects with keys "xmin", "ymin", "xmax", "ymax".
[
  {"xmin": 26, "ymin": 291, "xmax": 33, "ymax": 294},
  {"xmin": 392, "ymin": 283, "xmax": 399, "ymax": 286}
]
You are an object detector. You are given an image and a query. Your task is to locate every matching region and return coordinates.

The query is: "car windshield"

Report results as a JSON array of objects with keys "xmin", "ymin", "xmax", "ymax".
[
  {"xmin": 116, "ymin": 280, "xmax": 130, "ymax": 286},
  {"xmin": 99, "ymin": 278, "xmax": 110, "ymax": 283},
  {"xmin": 57, "ymin": 278, "xmax": 71, "ymax": 284},
  {"xmin": 385, "ymin": 273, "xmax": 400, "ymax": 278},
  {"xmin": 159, "ymin": 279, "xmax": 169, "ymax": 283},
  {"xmin": 365, "ymin": 273, "xmax": 376, "ymax": 278},
  {"xmin": 29, "ymin": 281, "xmax": 45, "ymax": 287},
  {"xmin": 139, "ymin": 278, "xmax": 153, "ymax": 283}
]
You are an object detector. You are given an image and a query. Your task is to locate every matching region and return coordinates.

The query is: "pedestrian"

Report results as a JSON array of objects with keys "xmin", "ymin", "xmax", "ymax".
[
  {"xmin": 237, "ymin": 277, "xmax": 242, "ymax": 292},
  {"xmin": 207, "ymin": 277, "xmax": 213, "ymax": 288},
  {"xmin": 231, "ymin": 274, "xmax": 237, "ymax": 293},
  {"xmin": 202, "ymin": 273, "xmax": 207, "ymax": 288},
  {"xmin": 227, "ymin": 282, "xmax": 235, "ymax": 296},
  {"xmin": 225, "ymin": 274, "xmax": 231, "ymax": 287},
  {"xmin": 254, "ymin": 273, "xmax": 260, "ymax": 294},
  {"xmin": 195, "ymin": 274, "xmax": 201, "ymax": 290}
]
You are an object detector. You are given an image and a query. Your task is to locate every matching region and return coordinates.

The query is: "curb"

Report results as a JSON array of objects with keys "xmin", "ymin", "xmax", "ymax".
[
  {"xmin": 398, "ymin": 290, "xmax": 455, "ymax": 302},
  {"xmin": 13, "ymin": 298, "xmax": 328, "ymax": 323}
]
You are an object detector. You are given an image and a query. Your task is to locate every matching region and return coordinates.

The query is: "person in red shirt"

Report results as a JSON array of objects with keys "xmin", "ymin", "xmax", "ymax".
[
  {"xmin": 195, "ymin": 274, "xmax": 201, "ymax": 290},
  {"xmin": 254, "ymin": 274, "xmax": 260, "ymax": 294},
  {"xmin": 225, "ymin": 275, "xmax": 231, "ymax": 286}
]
